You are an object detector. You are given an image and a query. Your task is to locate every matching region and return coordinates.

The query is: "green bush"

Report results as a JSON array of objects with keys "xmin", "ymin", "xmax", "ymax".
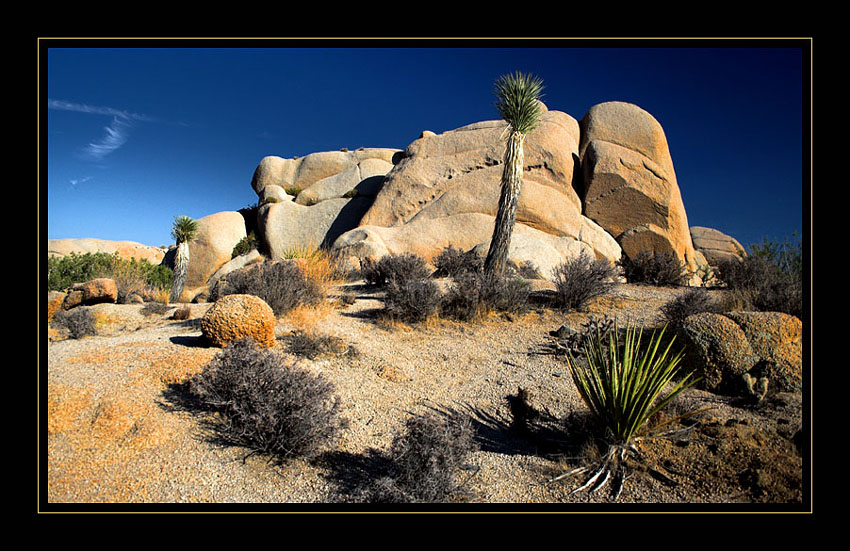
[
  {"xmin": 189, "ymin": 338, "xmax": 348, "ymax": 461},
  {"xmin": 552, "ymin": 252, "xmax": 617, "ymax": 311},
  {"xmin": 618, "ymin": 251, "xmax": 688, "ymax": 286},
  {"xmin": 231, "ymin": 232, "xmax": 260, "ymax": 259},
  {"xmin": 47, "ymin": 252, "xmax": 173, "ymax": 296}
]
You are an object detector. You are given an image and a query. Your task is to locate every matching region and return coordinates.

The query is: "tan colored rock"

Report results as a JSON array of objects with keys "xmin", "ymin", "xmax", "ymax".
[
  {"xmin": 47, "ymin": 291, "xmax": 66, "ymax": 321},
  {"xmin": 579, "ymin": 102, "xmax": 700, "ymax": 280},
  {"xmin": 296, "ymin": 158, "xmax": 393, "ymax": 206},
  {"xmin": 48, "ymin": 238, "xmax": 165, "ymax": 264},
  {"xmin": 200, "ymin": 294, "xmax": 276, "ymax": 348},
  {"xmin": 184, "ymin": 212, "xmax": 248, "ymax": 289},
  {"xmin": 251, "ymin": 149, "xmax": 400, "ymax": 197},
  {"xmin": 725, "ymin": 311, "xmax": 803, "ymax": 393},
  {"xmin": 68, "ymin": 278, "xmax": 118, "ymax": 306},
  {"xmin": 332, "ymin": 212, "xmax": 617, "ymax": 280},
  {"xmin": 680, "ymin": 312, "xmax": 759, "ymax": 391},
  {"xmin": 360, "ymin": 110, "xmax": 581, "ymax": 229},
  {"xmin": 691, "ymin": 226, "xmax": 748, "ymax": 266}
]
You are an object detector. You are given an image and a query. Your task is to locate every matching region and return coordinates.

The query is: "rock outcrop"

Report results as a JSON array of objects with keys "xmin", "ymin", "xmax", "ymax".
[
  {"xmin": 579, "ymin": 102, "xmax": 702, "ymax": 281},
  {"xmin": 690, "ymin": 226, "xmax": 748, "ymax": 266},
  {"xmin": 48, "ymin": 238, "xmax": 166, "ymax": 264}
]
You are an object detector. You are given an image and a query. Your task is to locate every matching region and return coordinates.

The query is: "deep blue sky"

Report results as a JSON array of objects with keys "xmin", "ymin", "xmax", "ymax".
[{"xmin": 44, "ymin": 42, "xmax": 807, "ymax": 251}]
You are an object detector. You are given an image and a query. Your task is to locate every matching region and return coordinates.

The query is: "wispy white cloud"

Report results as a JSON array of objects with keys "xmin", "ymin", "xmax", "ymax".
[{"xmin": 48, "ymin": 99, "xmax": 155, "ymax": 161}]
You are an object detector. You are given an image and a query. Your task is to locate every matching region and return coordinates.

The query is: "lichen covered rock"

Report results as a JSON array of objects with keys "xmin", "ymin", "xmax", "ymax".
[{"xmin": 200, "ymin": 294, "xmax": 276, "ymax": 348}]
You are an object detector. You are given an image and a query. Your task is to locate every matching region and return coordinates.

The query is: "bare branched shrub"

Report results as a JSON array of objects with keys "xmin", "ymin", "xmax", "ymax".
[
  {"xmin": 383, "ymin": 278, "xmax": 442, "ymax": 323},
  {"xmin": 52, "ymin": 308, "xmax": 97, "ymax": 339},
  {"xmin": 441, "ymin": 271, "xmax": 531, "ymax": 321},
  {"xmin": 360, "ymin": 253, "xmax": 432, "ymax": 287},
  {"xmin": 353, "ymin": 412, "xmax": 477, "ymax": 503},
  {"xmin": 432, "ymin": 245, "xmax": 483, "ymax": 278},
  {"xmin": 552, "ymin": 252, "xmax": 617, "ymax": 311},
  {"xmin": 660, "ymin": 288, "xmax": 726, "ymax": 329},
  {"xmin": 618, "ymin": 251, "xmax": 688, "ymax": 286},
  {"xmin": 211, "ymin": 260, "xmax": 323, "ymax": 316},
  {"xmin": 716, "ymin": 256, "xmax": 802, "ymax": 319},
  {"xmin": 189, "ymin": 338, "xmax": 348, "ymax": 461}
]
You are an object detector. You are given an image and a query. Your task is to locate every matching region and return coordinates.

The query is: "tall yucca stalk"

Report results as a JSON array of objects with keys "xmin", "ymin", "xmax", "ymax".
[
  {"xmin": 484, "ymin": 72, "xmax": 545, "ymax": 277},
  {"xmin": 169, "ymin": 215, "xmax": 199, "ymax": 303},
  {"xmin": 557, "ymin": 323, "xmax": 699, "ymax": 499}
]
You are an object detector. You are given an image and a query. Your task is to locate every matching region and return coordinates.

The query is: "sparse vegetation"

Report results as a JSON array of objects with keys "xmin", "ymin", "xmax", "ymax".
[
  {"xmin": 231, "ymin": 232, "xmax": 260, "ymax": 259},
  {"xmin": 432, "ymin": 245, "xmax": 483, "ymax": 278},
  {"xmin": 48, "ymin": 252, "xmax": 173, "ymax": 297},
  {"xmin": 52, "ymin": 307, "xmax": 97, "ymax": 339},
  {"xmin": 189, "ymin": 338, "xmax": 348, "ymax": 461},
  {"xmin": 552, "ymin": 252, "xmax": 618, "ymax": 312},
  {"xmin": 383, "ymin": 278, "xmax": 443, "ymax": 323},
  {"xmin": 360, "ymin": 252, "xmax": 432, "ymax": 287},
  {"xmin": 618, "ymin": 251, "xmax": 688, "ymax": 287},
  {"xmin": 660, "ymin": 288, "xmax": 726, "ymax": 330},
  {"xmin": 559, "ymin": 323, "xmax": 698, "ymax": 499},
  {"xmin": 440, "ymin": 271, "xmax": 531, "ymax": 321},
  {"xmin": 211, "ymin": 260, "xmax": 324, "ymax": 316},
  {"xmin": 352, "ymin": 411, "xmax": 477, "ymax": 503}
]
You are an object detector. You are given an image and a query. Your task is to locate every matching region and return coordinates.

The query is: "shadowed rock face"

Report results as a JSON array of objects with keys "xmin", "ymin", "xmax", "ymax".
[{"xmin": 578, "ymin": 101, "xmax": 701, "ymax": 281}]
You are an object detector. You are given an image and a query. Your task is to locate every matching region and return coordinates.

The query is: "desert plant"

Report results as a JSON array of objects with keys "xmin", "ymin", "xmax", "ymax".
[
  {"xmin": 52, "ymin": 307, "xmax": 97, "ymax": 339},
  {"xmin": 354, "ymin": 411, "xmax": 477, "ymax": 503},
  {"xmin": 231, "ymin": 232, "xmax": 259, "ymax": 259},
  {"xmin": 383, "ymin": 278, "xmax": 443, "ymax": 323},
  {"xmin": 559, "ymin": 323, "xmax": 698, "ymax": 499},
  {"xmin": 360, "ymin": 252, "xmax": 432, "ymax": 287},
  {"xmin": 432, "ymin": 245, "xmax": 483, "ymax": 278},
  {"xmin": 660, "ymin": 288, "xmax": 725, "ymax": 329},
  {"xmin": 552, "ymin": 252, "xmax": 618, "ymax": 311},
  {"xmin": 716, "ymin": 251, "xmax": 802, "ymax": 319},
  {"xmin": 47, "ymin": 252, "xmax": 172, "ymax": 294},
  {"xmin": 189, "ymin": 338, "xmax": 348, "ymax": 461},
  {"xmin": 169, "ymin": 215, "xmax": 199, "ymax": 303},
  {"xmin": 618, "ymin": 251, "xmax": 689, "ymax": 286},
  {"xmin": 212, "ymin": 260, "xmax": 323, "ymax": 316},
  {"xmin": 140, "ymin": 302, "xmax": 172, "ymax": 317},
  {"xmin": 440, "ymin": 271, "xmax": 531, "ymax": 321},
  {"xmin": 484, "ymin": 71, "xmax": 545, "ymax": 277}
]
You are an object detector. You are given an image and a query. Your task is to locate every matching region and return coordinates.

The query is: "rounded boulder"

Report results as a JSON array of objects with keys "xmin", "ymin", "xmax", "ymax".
[{"xmin": 200, "ymin": 294, "xmax": 277, "ymax": 348}]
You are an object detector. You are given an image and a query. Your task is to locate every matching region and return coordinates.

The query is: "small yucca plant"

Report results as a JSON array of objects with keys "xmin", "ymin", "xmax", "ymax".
[{"xmin": 559, "ymin": 322, "xmax": 699, "ymax": 499}]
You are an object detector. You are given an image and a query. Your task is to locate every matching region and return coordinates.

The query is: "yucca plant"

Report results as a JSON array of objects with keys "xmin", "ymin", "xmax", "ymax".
[
  {"xmin": 558, "ymin": 322, "xmax": 699, "ymax": 499},
  {"xmin": 484, "ymin": 71, "xmax": 545, "ymax": 277},
  {"xmin": 169, "ymin": 215, "xmax": 199, "ymax": 303}
]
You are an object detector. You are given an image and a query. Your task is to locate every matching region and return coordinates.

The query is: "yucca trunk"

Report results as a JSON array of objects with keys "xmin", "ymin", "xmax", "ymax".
[
  {"xmin": 169, "ymin": 241, "xmax": 190, "ymax": 303},
  {"xmin": 484, "ymin": 131, "xmax": 525, "ymax": 276}
]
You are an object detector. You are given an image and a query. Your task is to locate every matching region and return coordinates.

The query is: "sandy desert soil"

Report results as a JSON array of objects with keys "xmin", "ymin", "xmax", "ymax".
[{"xmin": 42, "ymin": 282, "xmax": 808, "ymax": 511}]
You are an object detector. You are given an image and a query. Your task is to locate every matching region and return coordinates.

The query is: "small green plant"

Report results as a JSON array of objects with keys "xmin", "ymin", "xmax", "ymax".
[
  {"xmin": 552, "ymin": 251, "xmax": 617, "ymax": 311},
  {"xmin": 231, "ymin": 232, "xmax": 260, "ymax": 259},
  {"xmin": 618, "ymin": 251, "xmax": 688, "ymax": 286},
  {"xmin": 261, "ymin": 196, "xmax": 279, "ymax": 205},
  {"xmin": 342, "ymin": 188, "xmax": 359, "ymax": 198},
  {"xmin": 283, "ymin": 187, "xmax": 302, "ymax": 197},
  {"xmin": 189, "ymin": 338, "xmax": 348, "ymax": 461},
  {"xmin": 558, "ymin": 323, "xmax": 698, "ymax": 499}
]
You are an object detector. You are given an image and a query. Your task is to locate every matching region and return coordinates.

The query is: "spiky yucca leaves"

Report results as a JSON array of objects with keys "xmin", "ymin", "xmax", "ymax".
[
  {"xmin": 169, "ymin": 215, "xmax": 199, "ymax": 303},
  {"xmin": 484, "ymin": 72, "xmax": 545, "ymax": 277},
  {"xmin": 559, "ymin": 323, "xmax": 699, "ymax": 499}
]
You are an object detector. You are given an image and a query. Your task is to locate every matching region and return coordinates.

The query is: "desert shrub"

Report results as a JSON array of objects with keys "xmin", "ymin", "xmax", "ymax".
[
  {"xmin": 47, "ymin": 252, "xmax": 173, "ymax": 298},
  {"xmin": 52, "ymin": 308, "xmax": 97, "ymax": 339},
  {"xmin": 231, "ymin": 232, "xmax": 259, "ymax": 259},
  {"xmin": 716, "ymin": 254, "xmax": 802, "ymax": 319},
  {"xmin": 618, "ymin": 251, "xmax": 688, "ymax": 287},
  {"xmin": 552, "ymin": 252, "xmax": 617, "ymax": 311},
  {"xmin": 212, "ymin": 260, "xmax": 323, "ymax": 316},
  {"xmin": 440, "ymin": 271, "xmax": 531, "ymax": 321},
  {"xmin": 172, "ymin": 305, "xmax": 191, "ymax": 320},
  {"xmin": 432, "ymin": 245, "xmax": 483, "ymax": 278},
  {"xmin": 284, "ymin": 331, "xmax": 353, "ymax": 360},
  {"xmin": 361, "ymin": 253, "xmax": 432, "ymax": 287},
  {"xmin": 189, "ymin": 338, "xmax": 348, "ymax": 461},
  {"xmin": 749, "ymin": 233, "xmax": 803, "ymax": 281},
  {"xmin": 140, "ymin": 302, "xmax": 172, "ymax": 317},
  {"xmin": 660, "ymin": 288, "xmax": 726, "ymax": 329},
  {"xmin": 383, "ymin": 278, "xmax": 443, "ymax": 323},
  {"xmin": 354, "ymin": 412, "xmax": 477, "ymax": 503}
]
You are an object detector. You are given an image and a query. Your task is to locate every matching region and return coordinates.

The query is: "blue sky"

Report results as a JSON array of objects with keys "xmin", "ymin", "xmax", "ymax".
[{"xmin": 44, "ymin": 41, "xmax": 807, "ymax": 251}]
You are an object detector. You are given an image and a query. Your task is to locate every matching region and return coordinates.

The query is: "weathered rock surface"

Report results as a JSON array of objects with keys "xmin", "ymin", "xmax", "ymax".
[
  {"xmin": 200, "ymin": 294, "xmax": 276, "ymax": 348},
  {"xmin": 579, "ymin": 102, "xmax": 701, "ymax": 280},
  {"xmin": 690, "ymin": 226, "xmax": 748, "ymax": 266},
  {"xmin": 680, "ymin": 312, "xmax": 759, "ymax": 391},
  {"xmin": 725, "ymin": 311, "xmax": 803, "ymax": 393},
  {"xmin": 295, "ymin": 157, "xmax": 394, "ymax": 206},
  {"xmin": 181, "ymin": 211, "xmax": 248, "ymax": 290},
  {"xmin": 48, "ymin": 238, "xmax": 166, "ymax": 264},
  {"xmin": 64, "ymin": 278, "xmax": 118, "ymax": 308}
]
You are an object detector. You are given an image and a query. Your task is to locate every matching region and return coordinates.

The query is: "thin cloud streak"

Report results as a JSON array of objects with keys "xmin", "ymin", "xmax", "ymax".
[
  {"xmin": 48, "ymin": 99, "xmax": 154, "ymax": 122},
  {"xmin": 85, "ymin": 116, "xmax": 131, "ymax": 160}
]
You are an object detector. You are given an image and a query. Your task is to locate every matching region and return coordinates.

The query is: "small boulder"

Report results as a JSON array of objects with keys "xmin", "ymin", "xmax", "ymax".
[
  {"xmin": 680, "ymin": 312, "xmax": 759, "ymax": 391},
  {"xmin": 47, "ymin": 291, "xmax": 66, "ymax": 321},
  {"xmin": 725, "ymin": 311, "xmax": 803, "ymax": 393},
  {"xmin": 67, "ymin": 278, "xmax": 118, "ymax": 306},
  {"xmin": 200, "ymin": 294, "xmax": 277, "ymax": 348},
  {"xmin": 690, "ymin": 226, "xmax": 748, "ymax": 266}
]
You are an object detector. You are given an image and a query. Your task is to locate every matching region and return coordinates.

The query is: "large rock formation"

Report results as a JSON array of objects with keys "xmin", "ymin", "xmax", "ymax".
[
  {"xmin": 331, "ymin": 106, "xmax": 622, "ymax": 276},
  {"xmin": 181, "ymin": 211, "xmax": 248, "ymax": 293},
  {"xmin": 579, "ymin": 101, "xmax": 702, "ymax": 280},
  {"xmin": 48, "ymin": 238, "xmax": 166, "ymax": 264},
  {"xmin": 690, "ymin": 226, "xmax": 748, "ymax": 266}
]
